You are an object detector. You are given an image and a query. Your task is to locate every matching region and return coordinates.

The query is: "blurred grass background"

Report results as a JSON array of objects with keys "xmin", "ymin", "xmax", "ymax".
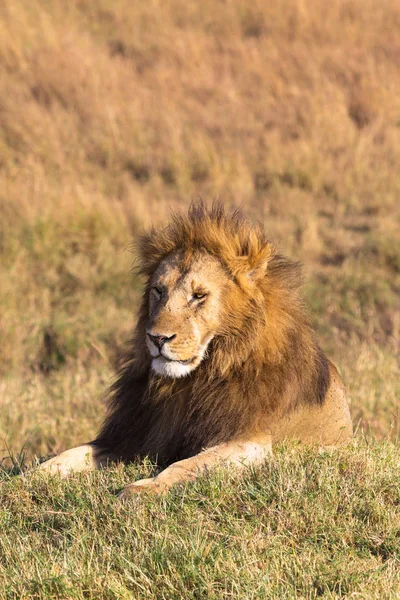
[{"xmin": 0, "ymin": 0, "xmax": 399, "ymax": 461}]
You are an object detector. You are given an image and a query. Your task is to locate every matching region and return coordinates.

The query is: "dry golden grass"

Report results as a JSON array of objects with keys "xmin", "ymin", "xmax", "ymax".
[{"xmin": 0, "ymin": 0, "xmax": 399, "ymax": 458}]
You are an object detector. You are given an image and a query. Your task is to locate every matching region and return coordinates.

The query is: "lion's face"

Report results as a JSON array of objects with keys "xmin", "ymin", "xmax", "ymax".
[{"xmin": 146, "ymin": 251, "xmax": 230, "ymax": 378}]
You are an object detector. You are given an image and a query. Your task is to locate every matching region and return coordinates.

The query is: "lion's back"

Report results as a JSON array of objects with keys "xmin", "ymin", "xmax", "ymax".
[{"xmin": 271, "ymin": 360, "xmax": 353, "ymax": 446}]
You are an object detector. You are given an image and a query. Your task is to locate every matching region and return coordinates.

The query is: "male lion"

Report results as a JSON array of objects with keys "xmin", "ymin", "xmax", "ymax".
[{"xmin": 40, "ymin": 203, "xmax": 352, "ymax": 498}]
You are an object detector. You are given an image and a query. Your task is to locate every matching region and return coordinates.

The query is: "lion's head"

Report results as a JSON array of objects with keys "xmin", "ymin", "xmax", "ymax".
[
  {"xmin": 146, "ymin": 251, "xmax": 228, "ymax": 377},
  {"xmin": 138, "ymin": 202, "xmax": 277, "ymax": 378}
]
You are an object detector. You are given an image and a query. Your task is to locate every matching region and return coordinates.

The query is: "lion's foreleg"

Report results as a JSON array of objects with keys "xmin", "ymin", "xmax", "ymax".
[
  {"xmin": 118, "ymin": 436, "xmax": 272, "ymax": 499},
  {"xmin": 38, "ymin": 444, "xmax": 112, "ymax": 478}
]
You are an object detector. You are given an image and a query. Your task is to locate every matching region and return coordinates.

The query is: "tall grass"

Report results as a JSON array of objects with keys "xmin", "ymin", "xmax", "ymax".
[{"xmin": 1, "ymin": 0, "xmax": 399, "ymax": 457}]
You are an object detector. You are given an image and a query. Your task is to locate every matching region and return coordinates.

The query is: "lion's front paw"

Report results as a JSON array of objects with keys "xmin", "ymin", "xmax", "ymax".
[
  {"xmin": 117, "ymin": 478, "xmax": 166, "ymax": 501},
  {"xmin": 36, "ymin": 445, "xmax": 97, "ymax": 478},
  {"xmin": 38, "ymin": 455, "xmax": 71, "ymax": 478}
]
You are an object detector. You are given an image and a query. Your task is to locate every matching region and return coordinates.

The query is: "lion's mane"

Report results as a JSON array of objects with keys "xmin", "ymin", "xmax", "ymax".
[{"xmin": 93, "ymin": 203, "xmax": 330, "ymax": 465}]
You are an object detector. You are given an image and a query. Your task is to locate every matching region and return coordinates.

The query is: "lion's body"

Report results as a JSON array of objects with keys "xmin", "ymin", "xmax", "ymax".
[
  {"xmin": 40, "ymin": 203, "xmax": 352, "ymax": 496},
  {"xmin": 270, "ymin": 360, "xmax": 352, "ymax": 445}
]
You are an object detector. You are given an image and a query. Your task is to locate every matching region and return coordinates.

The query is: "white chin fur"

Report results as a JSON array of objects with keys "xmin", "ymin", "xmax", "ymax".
[{"xmin": 152, "ymin": 356, "xmax": 197, "ymax": 378}]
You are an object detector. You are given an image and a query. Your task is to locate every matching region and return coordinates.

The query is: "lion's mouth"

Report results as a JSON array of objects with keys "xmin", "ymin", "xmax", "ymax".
[{"xmin": 157, "ymin": 354, "xmax": 196, "ymax": 366}]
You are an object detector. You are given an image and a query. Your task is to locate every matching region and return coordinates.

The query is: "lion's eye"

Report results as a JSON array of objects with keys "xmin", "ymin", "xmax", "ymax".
[
  {"xmin": 192, "ymin": 292, "xmax": 207, "ymax": 301},
  {"xmin": 153, "ymin": 286, "xmax": 163, "ymax": 298}
]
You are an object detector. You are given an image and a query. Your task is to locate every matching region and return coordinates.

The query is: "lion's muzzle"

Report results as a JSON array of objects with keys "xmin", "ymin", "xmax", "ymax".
[
  {"xmin": 146, "ymin": 327, "xmax": 210, "ymax": 378},
  {"xmin": 147, "ymin": 332, "xmax": 176, "ymax": 351}
]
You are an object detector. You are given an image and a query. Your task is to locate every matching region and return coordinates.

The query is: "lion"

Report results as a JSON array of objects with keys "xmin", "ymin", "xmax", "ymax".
[{"xmin": 39, "ymin": 202, "xmax": 353, "ymax": 499}]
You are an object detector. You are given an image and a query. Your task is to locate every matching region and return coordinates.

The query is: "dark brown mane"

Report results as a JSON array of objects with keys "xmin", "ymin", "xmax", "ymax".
[{"xmin": 93, "ymin": 202, "xmax": 330, "ymax": 466}]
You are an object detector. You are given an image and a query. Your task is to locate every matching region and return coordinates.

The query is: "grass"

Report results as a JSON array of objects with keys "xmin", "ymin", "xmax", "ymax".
[
  {"xmin": 1, "ymin": 442, "xmax": 399, "ymax": 599},
  {"xmin": 0, "ymin": 0, "xmax": 399, "ymax": 597}
]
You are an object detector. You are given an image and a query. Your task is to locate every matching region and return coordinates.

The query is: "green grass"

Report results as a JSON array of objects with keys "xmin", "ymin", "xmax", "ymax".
[{"xmin": 1, "ymin": 441, "xmax": 399, "ymax": 599}]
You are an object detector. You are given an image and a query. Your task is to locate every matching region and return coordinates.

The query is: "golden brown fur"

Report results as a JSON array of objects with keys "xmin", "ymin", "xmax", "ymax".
[
  {"xmin": 93, "ymin": 202, "xmax": 351, "ymax": 460},
  {"xmin": 40, "ymin": 202, "xmax": 352, "ymax": 496}
]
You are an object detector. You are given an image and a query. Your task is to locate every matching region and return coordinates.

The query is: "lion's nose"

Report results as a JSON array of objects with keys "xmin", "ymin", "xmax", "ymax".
[{"xmin": 147, "ymin": 333, "xmax": 176, "ymax": 350}]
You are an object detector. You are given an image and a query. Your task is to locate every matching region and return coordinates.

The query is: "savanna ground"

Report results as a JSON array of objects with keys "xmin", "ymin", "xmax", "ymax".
[{"xmin": 0, "ymin": 0, "xmax": 399, "ymax": 598}]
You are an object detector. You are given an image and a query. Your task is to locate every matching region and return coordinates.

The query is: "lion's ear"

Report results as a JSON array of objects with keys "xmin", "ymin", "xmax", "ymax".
[
  {"xmin": 246, "ymin": 244, "xmax": 274, "ymax": 282},
  {"xmin": 246, "ymin": 262, "xmax": 268, "ymax": 282}
]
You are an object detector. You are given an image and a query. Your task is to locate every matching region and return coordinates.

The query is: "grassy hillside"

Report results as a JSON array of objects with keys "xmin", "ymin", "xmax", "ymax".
[
  {"xmin": 1, "ymin": 442, "xmax": 399, "ymax": 599},
  {"xmin": 0, "ymin": 0, "xmax": 399, "ymax": 597}
]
